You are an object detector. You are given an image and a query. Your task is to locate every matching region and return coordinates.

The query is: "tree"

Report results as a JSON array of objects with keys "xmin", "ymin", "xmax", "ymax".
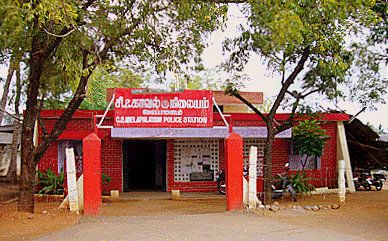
[
  {"xmin": 224, "ymin": 0, "xmax": 383, "ymax": 204},
  {"xmin": 349, "ymin": 0, "xmax": 387, "ymax": 107},
  {"xmin": 0, "ymin": 0, "xmax": 228, "ymax": 212},
  {"xmin": 7, "ymin": 61, "xmax": 22, "ymax": 182},
  {"xmin": 170, "ymin": 68, "xmax": 222, "ymax": 91},
  {"xmin": 43, "ymin": 67, "xmax": 143, "ymax": 110},
  {"xmin": 292, "ymin": 119, "xmax": 329, "ymax": 170}
]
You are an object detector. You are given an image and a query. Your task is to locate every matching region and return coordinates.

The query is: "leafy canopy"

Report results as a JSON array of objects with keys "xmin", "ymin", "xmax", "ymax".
[
  {"xmin": 225, "ymin": 0, "xmax": 382, "ymax": 108},
  {"xmin": 292, "ymin": 119, "xmax": 329, "ymax": 157},
  {"xmin": 0, "ymin": 0, "xmax": 229, "ymax": 107}
]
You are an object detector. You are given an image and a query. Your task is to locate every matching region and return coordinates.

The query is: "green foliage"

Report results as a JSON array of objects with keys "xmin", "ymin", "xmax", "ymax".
[
  {"xmin": 292, "ymin": 119, "xmax": 329, "ymax": 157},
  {"xmin": 369, "ymin": 0, "xmax": 387, "ymax": 46},
  {"xmin": 224, "ymin": 0, "xmax": 383, "ymax": 107},
  {"xmin": 290, "ymin": 170, "xmax": 315, "ymax": 193},
  {"xmin": 257, "ymin": 97, "xmax": 273, "ymax": 113},
  {"xmin": 366, "ymin": 122, "xmax": 387, "ymax": 135},
  {"xmin": 79, "ymin": 67, "xmax": 143, "ymax": 110},
  {"xmin": 102, "ymin": 173, "xmax": 111, "ymax": 186},
  {"xmin": 1, "ymin": 0, "xmax": 229, "ymax": 212},
  {"xmin": 170, "ymin": 69, "xmax": 222, "ymax": 91},
  {"xmin": 0, "ymin": 0, "xmax": 228, "ymax": 108},
  {"xmin": 36, "ymin": 168, "xmax": 64, "ymax": 195}
]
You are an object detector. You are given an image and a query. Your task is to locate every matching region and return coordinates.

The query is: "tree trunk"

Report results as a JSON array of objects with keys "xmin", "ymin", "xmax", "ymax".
[
  {"xmin": 17, "ymin": 11, "xmax": 87, "ymax": 212},
  {"xmin": 263, "ymin": 123, "xmax": 276, "ymax": 205},
  {"xmin": 18, "ymin": 31, "xmax": 44, "ymax": 212},
  {"xmin": 6, "ymin": 121, "xmax": 20, "ymax": 182},
  {"xmin": 0, "ymin": 61, "xmax": 15, "ymax": 124},
  {"xmin": 18, "ymin": 46, "xmax": 89, "ymax": 213},
  {"xmin": 18, "ymin": 155, "xmax": 36, "ymax": 212},
  {"xmin": 7, "ymin": 62, "xmax": 22, "ymax": 183},
  {"xmin": 301, "ymin": 154, "xmax": 308, "ymax": 171}
]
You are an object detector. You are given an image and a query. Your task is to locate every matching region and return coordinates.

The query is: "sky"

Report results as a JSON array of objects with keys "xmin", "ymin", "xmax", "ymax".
[
  {"xmin": 0, "ymin": 5, "xmax": 387, "ymax": 131},
  {"xmin": 200, "ymin": 5, "xmax": 388, "ymax": 132}
]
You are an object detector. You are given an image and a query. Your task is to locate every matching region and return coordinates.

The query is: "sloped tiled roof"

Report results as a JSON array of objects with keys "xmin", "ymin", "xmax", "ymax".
[
  {"xmin": 106, "ymin": 88, "xmax": 263, "ymax": 105},
  {"xmin": 213, "ymin": 91, "xmax": 263, "ymax": 105}
]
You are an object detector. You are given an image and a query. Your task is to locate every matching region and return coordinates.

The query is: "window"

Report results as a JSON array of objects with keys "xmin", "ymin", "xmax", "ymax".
[
  {"xmin": 289, "ymin": 140, "xmax": 321, "ymax": 170},
  {"xmin": 174, "ymin": 139, "xmax": 219, "ymax": 182}
]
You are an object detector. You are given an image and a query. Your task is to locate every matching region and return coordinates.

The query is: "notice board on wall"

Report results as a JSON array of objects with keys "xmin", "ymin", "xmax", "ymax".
[
  {"xmin": 174, "ymin": 139, "xmax": 219, "ymax": 182},
  {"xmin": 114, "ymin": 89, "xmax": 213, "ymax": 128}
]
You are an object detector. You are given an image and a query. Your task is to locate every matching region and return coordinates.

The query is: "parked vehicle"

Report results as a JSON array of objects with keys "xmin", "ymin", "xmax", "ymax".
[
  {"xmin": 217, "ymin": 170, "xmax": 226, "ymax": 195},
  {"xmin": 370, "ymin": 172, "xmax": 386, "ymax": 191},
  {"xmin": 271, "ymin": 163, "xmax": 297, "ymax": 202},
  {"xmin": 353, "ymin": 172, "xmax": 371, "ymax": 191},
  {"xmin": 354, "ymin": 169, "xmax": 386, "ymax": 191},
  {"xmin": 216, "ymin": 168, "xmax": 248, "ymax": 195}
]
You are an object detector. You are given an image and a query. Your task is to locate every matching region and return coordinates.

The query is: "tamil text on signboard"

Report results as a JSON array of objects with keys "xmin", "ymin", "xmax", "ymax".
[{"xmin": 114, "ymin": 89, "xmax": 213, "ymax": 128}]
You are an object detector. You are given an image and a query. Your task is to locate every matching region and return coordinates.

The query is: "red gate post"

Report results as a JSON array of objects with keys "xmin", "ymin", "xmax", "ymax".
[
  {"xmin": 225, "ymin": 132, "xmax": 243, "ymax": 211},
  {"xmin": 82, "ymin": 133, "xmax": 102, "ymax": 215}
]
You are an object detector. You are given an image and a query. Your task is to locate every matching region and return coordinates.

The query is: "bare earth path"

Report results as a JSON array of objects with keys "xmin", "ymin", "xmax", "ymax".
[
  {"xmin": 1, "ymin": 189, "xmax": 388, "ymax": 241},
  {"xmin": 34, "ymin": 211, "xmax": 370, "ymax": 241}
]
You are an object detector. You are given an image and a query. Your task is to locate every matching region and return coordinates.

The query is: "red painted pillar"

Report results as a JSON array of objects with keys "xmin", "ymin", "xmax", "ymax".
[
  {"xmin": 225, "ymin": 132, "xmax": 243, "ymax": 211},
  {"xmin": 83, "ymin": 133, "xmax": 102, "ymax": 215}
]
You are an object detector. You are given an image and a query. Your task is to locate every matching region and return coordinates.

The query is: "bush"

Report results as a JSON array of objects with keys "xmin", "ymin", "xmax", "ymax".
[
  {"xmin": 290, "ymin": 170, "xmax": 315, "ymax": 193},
  {"xmin": 102, "ymin": 173, "xmax": 111, "ymax": 185},
  {"xmin": 36, "ymin": 168, "xmax": 64, "ymax": 195}
]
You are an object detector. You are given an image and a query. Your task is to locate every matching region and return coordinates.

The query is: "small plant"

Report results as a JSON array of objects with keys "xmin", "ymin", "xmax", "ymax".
[
  {"xmin": 102, "ymin": 173, "xmax": 111, "ymax": 185},
  {"xmin": 36, "ymin": 168, "xmax": 64, "ymax": 195},
  {"xmin": 292, "ymin": 119, "xmax": 329, "ymax": 170},
  {"xmin": 290, "ymin": 170, "xmax": 315, "ymax": 193}
]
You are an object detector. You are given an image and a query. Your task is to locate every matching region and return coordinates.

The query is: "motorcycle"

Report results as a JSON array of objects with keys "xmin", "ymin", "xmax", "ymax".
[
  {"xmin": 217, "ymin": 164, "xmax": 296, "ymax": 202},
  {"xmin": 370, "ymin": 172, "xmax": 386, "ymax": 191},
  {"xmin": 217, "ymin": 170, "xmax": 226, "ymax": 195},
  {"xmin": 354, "ymin": 169, "xmax": 385, "ymax": 191},
  {"xmin": 271, "ymin": 163, "xmax": 297, "ymax": 202},
  {"xmin": 216, "ymin": 168, "xmax": 248, "ymax": 195}
]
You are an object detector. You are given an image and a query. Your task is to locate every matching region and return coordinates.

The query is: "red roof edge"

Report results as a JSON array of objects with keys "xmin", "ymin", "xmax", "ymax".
[
  {"xmin": 39, "ymin": 110, "xmax": 349, "ymax": 122},
  {"xmin": 214, "ymin": 113, "xmax": 350, "ymax": 122}
]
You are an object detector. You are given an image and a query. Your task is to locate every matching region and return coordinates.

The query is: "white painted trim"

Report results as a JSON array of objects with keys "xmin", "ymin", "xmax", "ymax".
[
  {"xmin": 337, "ymin": 121, "xmax": 355, "ymax": 193},
  {"xmin": 212, "ymin": 97, "xmax": 229, "ymax": 128},
  {"xmin": 97, "ymin": 93, "xmax": 115, "ymax": 128}
]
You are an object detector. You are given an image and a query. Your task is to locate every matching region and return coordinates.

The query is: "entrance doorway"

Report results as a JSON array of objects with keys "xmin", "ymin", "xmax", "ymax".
[{"xmin": 123, "ymin": 140, "xmax": 166, "ymax": 192}]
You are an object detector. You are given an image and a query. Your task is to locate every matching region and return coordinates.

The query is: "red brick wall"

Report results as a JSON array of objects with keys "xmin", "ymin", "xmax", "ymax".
[
  {"xmin": 37, "ymin": 111, "xmax": 123, "ymax": 195},
  {"xmin": 38, "ymin": 110, "xmax": 341, "ymax": 194},
  {"xmin": 307, "ymin": 122, "xmax": 338, "ymax": 188},
  {"xmin": 270, "ymin": 122, "xmax": 338, "ymax": 189},
  {"xmin": 101, "ymin": 136, "xmax": 122, "ymax": 195},
  {"xmin": 166, "ymin": 139, "xmax": 218, "ymax": 192},
  {"xmin": 38, "ymin": 142, "xmax": 59, "ymax": 173},
  {"xmin": 272, "ymin": 139, "xmax": 290, "ymax": 175}
]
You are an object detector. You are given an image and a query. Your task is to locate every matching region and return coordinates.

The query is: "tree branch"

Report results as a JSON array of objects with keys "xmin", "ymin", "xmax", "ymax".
[
  {"xmin": 278, "ymin": 87, "xmax": 320, "ymax": 133},
  {"xmin": 0, "ymin": 108, "xmax": 21, "ymax": 122},
  {"xmin": 82, "ymin": 0, "xmax": 97, "ymax": 10},
  {"xmin": 94, "ymin": 17, "xmax": 142, "ymax": 65},
  {"xmin": 276, "ymin": 97, "xmax": 300, "ymax": 134},
  {"xmin": 347, "ymin": 140, "xmax": 388, "ymax": 152},
  {"xmin": 300, "ymin": 88, "xmax": 321, "ymax": 98},
  {"xmin": 230, "ymin": 91, "xmax": 268, "ymax": 122},
  {"xmin": 269, "ymin": 47, "xmax": 310, "ymax": 118},
  {"xmin": 33, "ymin": 50, "xmax": 91, "ymax": 164},
  {"xmin": 0, "ymin": 59, "xmax": 16, "ymax": 123},
  {"xmin": 37, "ymin": 96, "xmax": 48, "ymax": 138},
  {"xmin": 43, "ymin": 28, "xmax": 75, "ymax": 38}
]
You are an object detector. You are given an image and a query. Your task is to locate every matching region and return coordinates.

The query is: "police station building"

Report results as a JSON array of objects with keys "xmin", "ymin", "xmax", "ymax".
[{"xmin": 37, "ymin": 88, "xmax": 349, "ymax": 195}]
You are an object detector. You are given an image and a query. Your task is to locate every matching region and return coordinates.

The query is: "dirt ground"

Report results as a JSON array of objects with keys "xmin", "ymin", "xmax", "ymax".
[
  {"xmin": 268, "ymin": 190, "xmax": 388, "ymax": 240},
  {"xmin": 1, "ymin": 189, "xmax": 387, "ymax": 241}
]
